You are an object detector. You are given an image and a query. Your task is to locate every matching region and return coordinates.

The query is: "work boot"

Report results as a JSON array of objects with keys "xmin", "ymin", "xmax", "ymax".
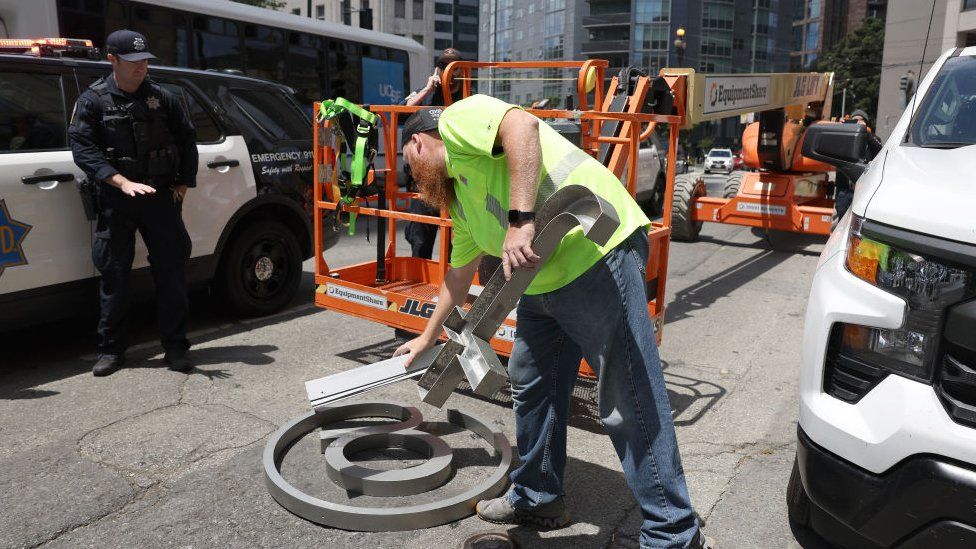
[
  {"xmin": 164, "ymin": 350, "xmax": 192, "ymax": 372},
  {"xmin": 92, "ymin": 355, "xmax": 124, "ymax": 377},
  {"xmin": 689, "ymin": 527, "xmax": 715, "ymax": 549},
  {"xmin": 476, "ymin": 493, "xmax": 570, "ymax": 529}
]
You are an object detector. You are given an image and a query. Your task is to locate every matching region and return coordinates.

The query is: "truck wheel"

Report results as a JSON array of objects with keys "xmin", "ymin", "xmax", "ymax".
[
  {"xmin": 219, "ymin": 220, "xmax": 303, "ymax": 317},
  {"xmin": 671, "ymin": 174, "xmax": 705, "ymax": 242},
  {"xmin": 723, "ymin": 172, "xmax": 744, "ymax": 199},
  {"xmin": 787, "ymin": 457, "xmax": 811, "ymax": 529},
  {"xmin": 644, "ymin": 174, "xmax": 667, "ymax": 217}
]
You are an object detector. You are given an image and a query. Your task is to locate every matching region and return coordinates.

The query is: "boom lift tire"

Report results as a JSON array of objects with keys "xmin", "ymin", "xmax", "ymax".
[
  {"xmin": 723, "ymin": 172, "xmax": 743, "ymax": 199},
  {"xmin": 671, "ymin": 174, "xmax": 706, "ymax": 242}
]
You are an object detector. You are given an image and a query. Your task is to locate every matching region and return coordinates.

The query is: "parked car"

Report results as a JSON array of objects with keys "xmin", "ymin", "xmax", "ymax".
[
  {"xmin": 0, "ymin": 40, "xmax": 338, "ymax": 330},
  {"xmin": 634, "ymin": 134, "xmax": 667, "ymax": 216},
  {"xmin": 703, "ymin": 148, "xmax": 734, "ymax": 174},
  {"xmin": 788, "ymin": 47, "xmax": 976, "ymax": 548},
  {"xmin": 732, "ymin": 152, "xmax": 744, "ymax": 171}
]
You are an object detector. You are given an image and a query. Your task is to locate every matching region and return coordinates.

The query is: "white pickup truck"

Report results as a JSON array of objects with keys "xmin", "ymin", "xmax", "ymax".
[{"xmin": 789, "ymin": 47, "xmax": 976, "ymax": 548}]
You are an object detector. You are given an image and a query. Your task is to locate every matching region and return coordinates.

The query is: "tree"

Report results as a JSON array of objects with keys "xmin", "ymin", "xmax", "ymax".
[
  {"xmin": 817, "ymin": 17, "xmax": 885, "ymax": 121},
  {"xmin": 230, "ymin": 0, "xmax": 287, "ymax": 10}
]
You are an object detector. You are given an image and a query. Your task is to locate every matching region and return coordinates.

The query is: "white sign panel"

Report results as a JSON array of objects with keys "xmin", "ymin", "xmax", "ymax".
[
  {"xmin": 704, "ymin": 76, "xmax": 771, "ymax": 115},
  {"xmin": 326, "ymin": 284, "xmax": 388, "ymax": 310},
  {"xmin": 494, "ymin": 325, "xmax": 517, "ymax": 342},
  {"xmin": 736, "ymin": 202, "xmax": 787, "ymax": 216}
]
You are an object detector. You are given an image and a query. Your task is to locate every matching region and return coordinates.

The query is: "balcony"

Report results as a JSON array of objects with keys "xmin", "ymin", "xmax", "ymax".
[
  {"xmin": 582, "ymin": 13, "xmax": 631, "ymax": 27},
  {"xmin": 580, "ymin": 40, "xmax": 630, "ymax": 54}
]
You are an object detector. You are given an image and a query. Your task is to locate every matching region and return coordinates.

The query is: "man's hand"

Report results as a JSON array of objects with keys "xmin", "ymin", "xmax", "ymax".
[
  {"xmin": 393, "ymin": 334, "xmax": 436, "ymax": 368},
  {"xmin": 110, "ymin": 174, "xmax": 155, "ymax": 197},
  {"xmin": 424, "ymin": 73, "xmax": 441, "ymax": 91},
  {"xmin": 502, "ymin": 221, "xmax": 541, "ymax": 280},
  {"xmin": 172, "ymin": 184, "xmax": 188, "ymax": 203}
]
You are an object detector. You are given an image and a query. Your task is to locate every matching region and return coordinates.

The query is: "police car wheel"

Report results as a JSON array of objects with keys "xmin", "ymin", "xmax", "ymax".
[{"xmin": 221, "ymin": 220, "xmax": 302, "ymax": 317}]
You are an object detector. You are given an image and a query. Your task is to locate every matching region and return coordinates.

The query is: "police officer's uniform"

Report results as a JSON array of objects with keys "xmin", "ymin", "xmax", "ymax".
[{"xmin": 68, "ymin": 30, "xmax": 197, "ymax": 373}]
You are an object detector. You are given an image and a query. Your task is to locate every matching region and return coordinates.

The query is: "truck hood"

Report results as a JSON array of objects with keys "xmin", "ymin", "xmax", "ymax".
[{"xmin": 865, "ymin": 144, "xmax": 976, "ymax": 245}]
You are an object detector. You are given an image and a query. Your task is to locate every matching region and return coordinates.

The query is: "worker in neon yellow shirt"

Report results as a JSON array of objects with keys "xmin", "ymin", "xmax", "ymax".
[{"xmin": 394, "ymin": 95, "xmax": 708, "ymax": 549}]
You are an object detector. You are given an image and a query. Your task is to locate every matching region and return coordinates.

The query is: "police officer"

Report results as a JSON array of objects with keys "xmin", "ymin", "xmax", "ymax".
[{"xmin": 69, "ymin": 30, "xmax": 198, "ymax": 377}]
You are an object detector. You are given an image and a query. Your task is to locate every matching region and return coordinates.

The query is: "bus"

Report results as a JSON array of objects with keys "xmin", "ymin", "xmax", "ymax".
[{"xmin": 0, "ymin": 0, "xmax": 427, "ymax": 110}]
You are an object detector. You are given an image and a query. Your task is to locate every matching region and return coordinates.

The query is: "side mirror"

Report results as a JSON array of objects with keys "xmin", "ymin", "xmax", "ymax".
[{"xmin": 801, "ymin": 122, "xmax": 870, "ymax": 181}]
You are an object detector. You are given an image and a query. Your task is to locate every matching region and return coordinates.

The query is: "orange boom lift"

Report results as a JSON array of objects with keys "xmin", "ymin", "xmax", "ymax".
[
  {"xmin": 664, "ymin": 70, "xmax": 837, "ymax": 243},
  {"xmin": 311, "ymin": 60, "xmax": 688, "ymax": 362}
]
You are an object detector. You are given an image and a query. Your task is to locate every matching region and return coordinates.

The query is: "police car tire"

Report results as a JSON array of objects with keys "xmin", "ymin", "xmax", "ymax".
[
  {"xmin": 671, "ymin": 174, "xmax": 704, "ymax": 242},
  {"xmin": 220, "ymin": 220, "xmax": 303, "ymax": 317}
]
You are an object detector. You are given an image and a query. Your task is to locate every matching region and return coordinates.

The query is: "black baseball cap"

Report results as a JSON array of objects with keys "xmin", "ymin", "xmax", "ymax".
[
  {"xmin": 436, "ymin": 48, "xmax": 462, "ymax": 68},
  {"xmin": 401, "ymin": 107, "xmax": 443, "ymax": 148},
  {"xmin": 106, "ymin": 30, "xmax": 157, "ymax": 62}
]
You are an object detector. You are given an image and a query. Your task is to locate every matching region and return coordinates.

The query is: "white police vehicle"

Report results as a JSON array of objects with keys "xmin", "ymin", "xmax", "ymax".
[
  {"xmin": 788, "ymin": 47, "xmax": 976, "ymax": 548},
  {"xmin": 0, "ymin": 38, "xmax": 338, "ymax": 329}
]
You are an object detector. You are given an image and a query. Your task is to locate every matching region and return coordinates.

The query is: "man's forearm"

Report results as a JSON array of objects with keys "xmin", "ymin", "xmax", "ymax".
[{"xmin": 501, "ymin": 113, "xmax": 541, "ymax": 211}]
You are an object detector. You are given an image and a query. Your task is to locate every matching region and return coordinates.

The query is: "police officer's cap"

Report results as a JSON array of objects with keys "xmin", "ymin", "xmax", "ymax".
[
  {"xmin": 401, "ymin": 108, "xmax": 443, "ymax": 148},
  {"xmin": 106, "ymin": 30, "xmax": 157, "ymax": 62}
]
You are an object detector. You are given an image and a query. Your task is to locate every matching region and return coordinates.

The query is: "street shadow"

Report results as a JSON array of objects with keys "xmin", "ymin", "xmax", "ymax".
[
  {"xmin": 333, "ymin": 341, "xmax": 725, "ymax": 436},
  {"xmin": 568, "ymin": 361, "xmax": 725, "ymax": 435},
  {"xmin": 0, "ymin": 285, "xmax": 317, "ymax": 401},
  {"xmin": 488, "ymin": 455, "xmax": 648, "ymax": 548},
  {"xmin": 666, "ymin": 249, "xmax": 792, "ymax": 323}
]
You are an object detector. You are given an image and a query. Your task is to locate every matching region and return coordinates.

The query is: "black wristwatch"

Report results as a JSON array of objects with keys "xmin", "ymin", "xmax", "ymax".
[{"xmin": 508, "ymin": 209, "xmax": 535, "ymax": 225}]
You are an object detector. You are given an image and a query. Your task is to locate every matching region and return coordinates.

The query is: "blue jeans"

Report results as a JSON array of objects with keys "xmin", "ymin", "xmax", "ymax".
[{"xmin": 507, "ymin": 229, "xmax": 698, "ymax": 548}]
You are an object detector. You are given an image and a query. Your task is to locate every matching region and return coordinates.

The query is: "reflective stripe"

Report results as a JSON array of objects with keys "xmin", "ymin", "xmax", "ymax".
[
  {"xmin": 534, "ymin": 148, "xmax": 593, "ymax": 209},
  {"xmin": 485, "ymin": 194, "xmax": 506, "ymax": 227},
  {"xmin": 482, "ymin": 147, "xmax": 594, "ymax": 228}
]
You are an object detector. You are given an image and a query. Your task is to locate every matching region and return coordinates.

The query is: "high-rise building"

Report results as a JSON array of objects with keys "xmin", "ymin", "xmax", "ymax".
[
  {"xmin": 876, "ymin": 0, "xmax": 976, "ymax": 140},
  {"xmin": 790, "ymin": 0, "xmax": 887, "ymax": 71},
  {"xmin": 279, "ymin": 1, "xmax": 478, "ymax": 71},
  {"xmin": 580, "ymin": 0, "xmax": 796, "ymax": 77},
  {"xmin": 479, "ymin": 0, "xmax": 585, "ymax": 106}
]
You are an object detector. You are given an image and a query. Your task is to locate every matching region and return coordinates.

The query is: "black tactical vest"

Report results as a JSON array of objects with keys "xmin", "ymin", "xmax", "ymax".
[{"xmin": 90, "ymin": 77, "xmax": 179, "ymax": 185}]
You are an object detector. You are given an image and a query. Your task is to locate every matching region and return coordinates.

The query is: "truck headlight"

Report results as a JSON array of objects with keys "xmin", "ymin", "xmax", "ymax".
[{"xmin": 839, "ymin": 216, "xmax": 974, "ymax": 380}]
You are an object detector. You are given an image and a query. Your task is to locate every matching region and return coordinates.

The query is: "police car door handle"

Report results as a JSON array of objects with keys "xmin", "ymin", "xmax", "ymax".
[
  {"xmin": 22, "ymin": 172, "xmax": 75, "ymax": 185},
  {"xmin": 207, "ymin": 159, "xmax": 240, "ymax": 169}
]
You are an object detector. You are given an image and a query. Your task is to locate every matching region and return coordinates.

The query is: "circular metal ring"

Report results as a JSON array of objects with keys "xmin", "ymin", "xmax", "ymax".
[
  {"xmin": 324, "ymin": 430, "xmax": 454, "ymax": 496},
  {"xmin": 264, "ymin": 403, "xmax": 512, "ymax": 532}
]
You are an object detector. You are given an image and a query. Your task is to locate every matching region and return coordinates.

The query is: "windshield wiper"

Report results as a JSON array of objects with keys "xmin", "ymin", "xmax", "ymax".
[{"xmin": 919, "ymin": 141, "xmax": 975, "ymax": 149}]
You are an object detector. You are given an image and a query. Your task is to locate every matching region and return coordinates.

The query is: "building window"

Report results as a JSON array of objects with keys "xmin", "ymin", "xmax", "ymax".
[
  {"xmin": 290, "ymin": 8, "xmax": 300, "ymax": 15},
  {"xmin": 435, "ymin": 20, "xmax": 452, "ymax": 32},
  {"xmin": 434, "ymin": 38, "xmax": 452, "ymax": 50},
  {"xmin": 315, "ymin": 4, "xmax": 325, "ymax": 20},
  {"xmin": 395, "ymin": 0, "xmax": 405, "ymax": 17},
  {"xmin": 435, "ymin": 2, "xmax": 453, "ymax": 15},
  {"xmin": 413, "ymin": 34, "xmax": 424, "ymax": 45},
  {"xmin": 965, "ymin": 0, "xmax": 976, "ymax": 9},
  {"xmin": 413, "ymin": 0, "xmax": 424, "ymax": 19}
]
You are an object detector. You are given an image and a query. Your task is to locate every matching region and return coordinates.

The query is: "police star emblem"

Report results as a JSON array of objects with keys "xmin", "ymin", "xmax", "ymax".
[
  {"xmin": 146, "ymin": 96, "xmax": 161, "ymax": 110},
  {"xmin": 0, "ymin": 199, "xmax": 33, "ymax": 279}
]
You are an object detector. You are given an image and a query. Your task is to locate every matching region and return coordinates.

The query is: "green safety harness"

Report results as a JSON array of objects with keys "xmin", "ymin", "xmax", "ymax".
[{"xmin": 317, "ymin": 98, "xmax": 379, "ymax": 236}]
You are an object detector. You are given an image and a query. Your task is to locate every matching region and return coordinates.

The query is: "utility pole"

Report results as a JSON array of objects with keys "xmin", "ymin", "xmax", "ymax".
[{"xmin": 841, "ymin": 86, "xmax": 847, "ymax": 117}]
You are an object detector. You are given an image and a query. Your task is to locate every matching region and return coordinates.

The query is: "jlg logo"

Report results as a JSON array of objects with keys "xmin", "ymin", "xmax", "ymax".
[{"xmin": 399, "ymin": 299, "xmax": 436, "ymax": 319}]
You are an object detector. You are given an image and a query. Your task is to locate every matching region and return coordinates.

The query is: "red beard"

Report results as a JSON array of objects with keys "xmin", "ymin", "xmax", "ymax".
[{"xmin": 412, "ymin": 159, "xmax": 455, "ymax": 210}]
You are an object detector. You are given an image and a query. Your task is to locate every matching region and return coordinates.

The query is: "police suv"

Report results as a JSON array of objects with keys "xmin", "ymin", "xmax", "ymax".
[
  {"xmin": 789, "ymin": 47, "xmax": 976, "ymax": 547},
  {"xmin": 0, "ymin": 38, "xmax": 336, "ymax": 329}
]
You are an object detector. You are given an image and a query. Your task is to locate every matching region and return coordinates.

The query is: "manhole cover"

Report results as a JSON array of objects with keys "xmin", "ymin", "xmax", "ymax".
[{"xmin": 462, "ymin": 532, "xmax": 518, "ymax": 549}]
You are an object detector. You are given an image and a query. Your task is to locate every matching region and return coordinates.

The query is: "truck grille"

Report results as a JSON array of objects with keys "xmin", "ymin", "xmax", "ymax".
[{"xmin": 936, "ymin": 343, "xmax": 976, "ymax": 428}]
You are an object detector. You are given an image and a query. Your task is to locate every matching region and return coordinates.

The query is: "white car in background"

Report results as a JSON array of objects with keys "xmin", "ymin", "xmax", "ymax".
[
  {"xmin": 703, "ymin": 148, "xmax": 734, "ymax": 174},
  {"xmin": 788, "ymin": 47, "xmax": 976, "ymax": 548}
]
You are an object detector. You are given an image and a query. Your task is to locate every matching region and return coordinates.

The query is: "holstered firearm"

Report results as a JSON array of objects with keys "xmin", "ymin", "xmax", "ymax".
[{"xmin": 78, "ymin": 177, "xmax": 99, "ymax": 221}]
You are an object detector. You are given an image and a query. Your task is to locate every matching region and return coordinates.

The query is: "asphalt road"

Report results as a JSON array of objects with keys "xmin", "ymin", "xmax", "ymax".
[{"xmin": 0, "ymin": 170, "xmax": 833, "ymax": 549}]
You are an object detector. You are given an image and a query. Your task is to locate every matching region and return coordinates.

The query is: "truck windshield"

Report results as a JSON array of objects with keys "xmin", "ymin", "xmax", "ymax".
[{"xmin": 909, "ymin": 54, "xmax": 976, "ymax": 149}]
